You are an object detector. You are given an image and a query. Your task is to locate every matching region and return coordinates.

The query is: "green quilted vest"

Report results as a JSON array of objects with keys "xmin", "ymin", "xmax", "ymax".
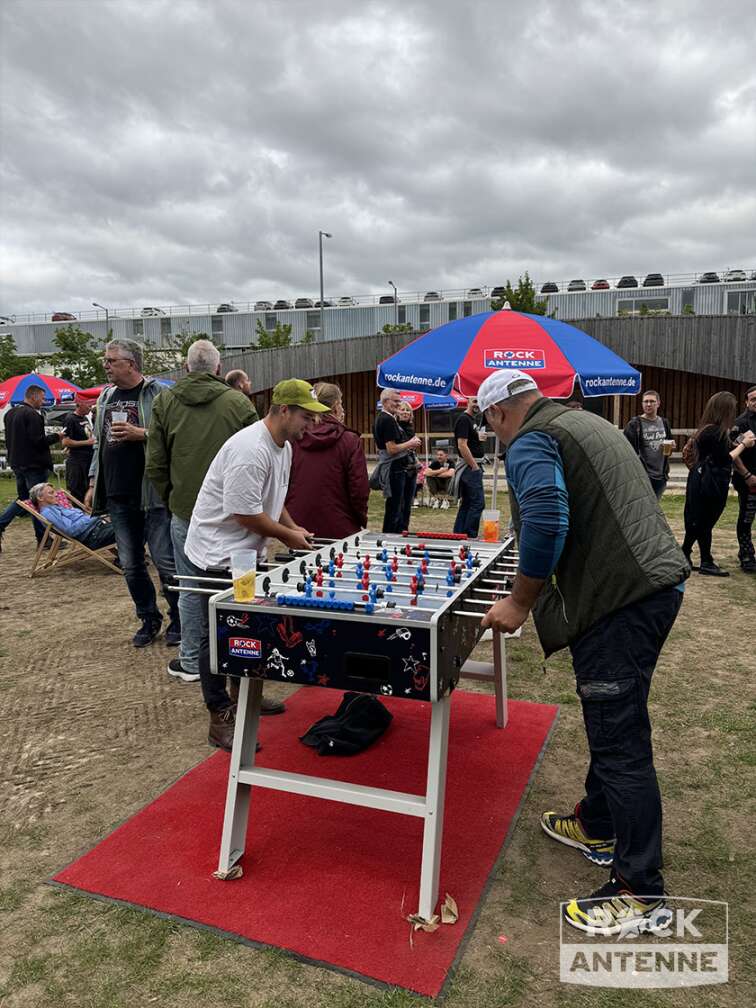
[{"xmin": 508, "ymin": 398, "xmax": 689, "ymax": 656}]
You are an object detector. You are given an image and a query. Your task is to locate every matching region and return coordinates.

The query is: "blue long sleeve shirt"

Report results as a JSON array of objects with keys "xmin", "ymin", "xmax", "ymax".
[
  {"xmin": 39, "ymin": 504, "xmax": 97, "ymax": 537},
  {"xmin": 504, "ymin": 431, "xmax": 569, "ymax": 579}
]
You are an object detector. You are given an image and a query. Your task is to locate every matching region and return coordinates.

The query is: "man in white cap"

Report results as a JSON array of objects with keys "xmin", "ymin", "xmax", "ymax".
[{"xmin": 477, "ymin": 369, "xmax": 689, "ymax": 937}]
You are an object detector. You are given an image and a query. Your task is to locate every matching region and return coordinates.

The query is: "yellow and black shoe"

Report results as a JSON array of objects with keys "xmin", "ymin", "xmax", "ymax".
[
  {"xmin": 541, "ymin": 806, "xmax": 615, "ymax": 866},
  {"xmin": 562, "ymin": 876, "xmax": 669, "ymax": 935}
]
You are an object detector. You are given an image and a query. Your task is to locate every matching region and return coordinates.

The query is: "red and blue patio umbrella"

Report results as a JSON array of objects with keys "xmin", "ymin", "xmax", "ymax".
[
  {"xmin": 375, "ymin": 389, "xmax": 468, "ymax": 411},
  {"xmin": 0, "ymin": 372, "xmax": 81, "ymax": 407},
  {"xmin": 78, "ymin": 377, "xmax": 176, "ymax": 401},
  {"xmin": 377, "ymin": 310, "xmax": 641, "ymax": 399}
]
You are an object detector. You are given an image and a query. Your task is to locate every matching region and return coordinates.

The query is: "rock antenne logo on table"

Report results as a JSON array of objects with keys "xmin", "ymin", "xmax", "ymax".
[
  {"xmin": 484, "ymin": 349, "xmax": 546, "ymax": 369},
  {"xmin": 228, "ymin": 637, "xmax": 262, "ymax": 658}
]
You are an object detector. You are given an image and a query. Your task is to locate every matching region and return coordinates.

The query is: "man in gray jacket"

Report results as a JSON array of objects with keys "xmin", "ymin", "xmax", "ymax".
[{"xmin": 85, "ymin": 339, "xmax": 179, "ymax": 648}]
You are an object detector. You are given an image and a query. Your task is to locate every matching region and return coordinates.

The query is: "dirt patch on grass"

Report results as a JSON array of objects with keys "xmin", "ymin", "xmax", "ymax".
[{"xmin": 0, "ymin": 497, "xmax": 753, "ymax": 1007}]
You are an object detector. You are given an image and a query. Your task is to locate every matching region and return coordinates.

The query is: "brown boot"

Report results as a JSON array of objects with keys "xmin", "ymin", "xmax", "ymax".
[
  {"xmin": 208, "ymin": 705, "xmax": 261, "ymax": 753},
  {"xmin": 208, "ymin": 706, "xmax": 236, "ymax": 751},
  {"xmin": 227, "ymin": 678, "xmax": 285, "ymax": 715}
]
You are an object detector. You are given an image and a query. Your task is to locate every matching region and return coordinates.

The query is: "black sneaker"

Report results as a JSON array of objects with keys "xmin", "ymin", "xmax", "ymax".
[
  {"xmin": 699, "ymin": 562, "xmax": 729, "ymax": 577},
  {"xmin": 740, "ymin": 558, "xmax": 756, "ymax": 573},
  {"xmin": 167, "ymin": 658, "xmax": 200, "ymax": 683},
  {"xmin": 562, "ymin": 876, "xmax": 670, "ymax": 936},
  {"xmin": 133, "ymin": 618, "xmax": 162, "ymax": 647},
  {"xmin": 164, "ymin": 620, "xmax": 181, "ymax": 646}
]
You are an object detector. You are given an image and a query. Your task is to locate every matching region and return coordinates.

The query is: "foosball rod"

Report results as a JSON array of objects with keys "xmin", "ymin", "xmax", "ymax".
[
  {"xmin": 454, "ymin": 591, "xmax": 511, "ymax": 618},
  {"xmin": 284, "ymin": 583, "xmax": 464, "ymax": 604}
]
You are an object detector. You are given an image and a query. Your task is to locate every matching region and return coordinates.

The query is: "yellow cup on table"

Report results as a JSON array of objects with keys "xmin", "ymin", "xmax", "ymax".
[{"xmin": 231, "ymin": 549, "xmax": 257, "ymax": 602}]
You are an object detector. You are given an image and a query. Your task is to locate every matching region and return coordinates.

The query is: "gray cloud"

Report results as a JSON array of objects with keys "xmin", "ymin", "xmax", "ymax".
[{"xmin": 1, "ymin": 0, "xmax": 755, "ymax": 316}]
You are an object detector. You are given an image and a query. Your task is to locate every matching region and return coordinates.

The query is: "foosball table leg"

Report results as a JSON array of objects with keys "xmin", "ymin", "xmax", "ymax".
[
  {"xmin": 217, "ymin": 677, "xmax": 263, "ymax": 875},
  {"xmin": 493, "ymin": 630, "xmax": 508, "ymax": 729},
  {"xmin": 417, "ymin": 694, "xmax": 451, "ymax": 921}
]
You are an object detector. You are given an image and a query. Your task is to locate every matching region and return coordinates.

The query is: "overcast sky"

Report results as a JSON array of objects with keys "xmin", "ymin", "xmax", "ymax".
[{"xmin": 1, "ymin": 0, "xmax": 755, "ymax": 316}]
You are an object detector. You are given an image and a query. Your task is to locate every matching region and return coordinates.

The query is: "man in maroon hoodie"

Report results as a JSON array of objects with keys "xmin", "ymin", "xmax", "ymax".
[{"xmin": 285, "ymin": 382, "xmax": 369, "ymax": 538}]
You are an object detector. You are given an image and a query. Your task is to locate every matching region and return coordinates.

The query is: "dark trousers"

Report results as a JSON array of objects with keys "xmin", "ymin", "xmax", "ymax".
[
  {"xmin": 649, "ymin": 475, "xmax": 667, "ymax": 499},
  {"xmin": 0, "ymin": 467, "xmax": 51, "ymax": 542},
  {"xmin": 65, "ymin": 453, "xmax": 92, "ymax": 503},
  {"xmin": 107, "ymin": 499, "xmax": 179, "ymax": 626},
  {"xmin": 196, "ymin": 566, "xmax": 235, "ymax": 713},
  {"xmin": 735, "ymin": 483, "xmax": 756, "ymax": 562},
  {"xmin": 453, "ymin": 467, "xmax": 485, "ymax": 537},
  {"xmin": 79, "ymin": 520, "xmax": 117, "ymax": 551},
  {"xmin": 569, "ymin": 586, "xmax": 684, "ymax": 895},
  {"xmin": 382, "ymin": 465, "xmax": 416, "ymax": 533}
]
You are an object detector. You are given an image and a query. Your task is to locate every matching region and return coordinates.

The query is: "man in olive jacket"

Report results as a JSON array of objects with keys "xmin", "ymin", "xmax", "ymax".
[
  {"xmin": 145, "ymin": 340, "xmax": 263, "ymax": 689},
  {"xmin": 478, "ymin": 370, "xmax": 689, "ymax": 938}
]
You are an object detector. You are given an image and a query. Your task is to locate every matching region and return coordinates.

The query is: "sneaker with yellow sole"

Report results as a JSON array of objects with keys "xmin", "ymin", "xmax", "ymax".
[
  {"xmin": 541, "ymin": 806, "xmax": 615, "ymax": 866},
  {"xmin": 562, "ymin": 876, "xmax": 669, "ymax": 936}
]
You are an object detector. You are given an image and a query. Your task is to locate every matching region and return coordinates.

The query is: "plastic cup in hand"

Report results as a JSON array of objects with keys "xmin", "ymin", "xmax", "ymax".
[
  {"xmin": 482, "ymin": 509, "xmax": 501, "ymax": 542},
  {"xmin": 111, "ymin": 410, "xmax": 128, "ymax": 424},
  {"xmin": 232, "ymin": 549, "xmax": 257, "ymax": 602},
  {"xmin": 662, "ymin": 439, "xmax": 675, "ymax": 457}
]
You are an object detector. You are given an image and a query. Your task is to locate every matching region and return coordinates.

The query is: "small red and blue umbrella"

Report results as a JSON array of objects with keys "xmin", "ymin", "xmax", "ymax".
[
  {"xmin": 377, "ymin": 310, "xmax": 640, "ymax": 399},
  {"xmin": 0, "ymin": 372, "xmax": 81, "ymax": 407}
]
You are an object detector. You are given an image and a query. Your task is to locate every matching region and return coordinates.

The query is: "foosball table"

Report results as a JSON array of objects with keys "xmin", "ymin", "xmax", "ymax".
[{"xmin": 206, "ymin": 530, "xmax": 519, "ymax": 920}]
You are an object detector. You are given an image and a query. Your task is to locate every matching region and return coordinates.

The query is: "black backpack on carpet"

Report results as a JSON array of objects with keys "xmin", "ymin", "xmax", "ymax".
[{"xmin": 300, "ymin": 692, "xmax": 393, "ymax": 756}]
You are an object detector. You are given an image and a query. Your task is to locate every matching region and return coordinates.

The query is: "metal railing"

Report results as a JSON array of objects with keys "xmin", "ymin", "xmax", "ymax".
[{"xmin": 4, "ymin": 268, "xmax": 754, "ymax": 325}]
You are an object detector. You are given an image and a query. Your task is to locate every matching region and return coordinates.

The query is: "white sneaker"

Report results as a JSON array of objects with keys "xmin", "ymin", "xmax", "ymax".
[
  {"xmin": 412, "ymin": 500, "xmax": 419, "ymax": 508},
  {"xmin": 431, "ymin": 499, "xmax": 439, "ymax": 509},
  {"xmin": 168, "ymin": 658, "xmax": 200, "ymax": 683},
  {"xmin": 440, "ymin": 499, "xmax": 450, "ymax": 509}
]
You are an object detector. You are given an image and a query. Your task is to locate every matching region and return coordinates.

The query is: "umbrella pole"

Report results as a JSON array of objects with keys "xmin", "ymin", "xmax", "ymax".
[
  {"xmin": 491, "ymin": 436, "xmax": 500, "ymax": 508},
  {"xmin": 423, "ymin": 407, "xmax": 430, "ymax": 466},
  {"xmin": 613, "ymin": 394, "xmax": 621, "ymax": 427}
]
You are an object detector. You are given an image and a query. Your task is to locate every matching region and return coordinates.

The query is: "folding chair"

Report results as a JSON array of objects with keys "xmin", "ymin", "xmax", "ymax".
[{"xmin": 16, "ymin": 492, "xmax": 121, "ymax": 578}]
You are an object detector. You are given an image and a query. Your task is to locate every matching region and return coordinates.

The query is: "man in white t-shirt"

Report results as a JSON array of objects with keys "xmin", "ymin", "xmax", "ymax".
[{"xmin": 186, "ymin": 379, "xmax": 329, "ymax": 751}]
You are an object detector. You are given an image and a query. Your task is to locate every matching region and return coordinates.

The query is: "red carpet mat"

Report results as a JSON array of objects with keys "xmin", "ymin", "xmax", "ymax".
[{"xmin": 53, "ymin": 688, "xmax": 557, "ymax": 997}]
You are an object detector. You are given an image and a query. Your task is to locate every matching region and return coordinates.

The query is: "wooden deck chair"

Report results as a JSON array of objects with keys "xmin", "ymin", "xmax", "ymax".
[{"xmin": 16, "ymin": 493, "xmax": 121, "ymax": 578}]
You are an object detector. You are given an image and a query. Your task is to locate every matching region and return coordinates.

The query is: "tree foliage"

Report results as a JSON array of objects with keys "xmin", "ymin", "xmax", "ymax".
[
  {"xmin": 141, "ymin": 330, "xmax": 217, "ymax": 375},
  {"xmin": 381, "ymin": 323, "xmax": 413, "ymax": 335},
  {"xmin": 490, "ymin": 273, "xmax": 548, "ymax": 315},
  {"xmin": 254, "ymin": 319, "xmax": 292, "ymax": 349},
  {"xmin": 0, "ymin": 334, "xmax": 38, "ymax": 382},
  {"xmin": 49, "ymin": 325, "xmax": 107, "ymax": 387}
]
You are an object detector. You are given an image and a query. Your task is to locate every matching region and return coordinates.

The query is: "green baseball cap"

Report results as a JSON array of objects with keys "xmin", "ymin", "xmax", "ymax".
[{"xmin": 271, "ymin": 379, "xmax": 330, "ymax": 412}]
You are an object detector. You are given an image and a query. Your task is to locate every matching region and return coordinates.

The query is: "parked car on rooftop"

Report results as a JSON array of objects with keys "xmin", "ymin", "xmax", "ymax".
[
  {"xmin": 216, "ymin": 303, "xmax": 237, "ymax": 313},
  {"xmin": 567, "ymin": 279, "xmax": 586, "ymax": 292},
  {"xmin": 423, "ymin": 291, "xmax": 441, "ymax": 301},
  {"xmin": 141, "ymin": 307, "xmax": 165, "ymax": 317},
  {"xmin": 254, "ymin": 300, "xmax": 273, "ymax": 311},
  {"xmin": 273, "ymin": 299, "xmax": 292, "ymax": 310},
  {"xmin": 314, "ymin": 299, "xmax": 333, "ymax": 307},
  {"xmin": 723, "ymin": 269, "xmax": 746, "ymax": 282},
  {"xmin": 294, "ymin": 297, "xmax": 314, "ymax": 309},
  {"xmin": 337, "ymin": 296, "xmax": 356, "ymax": 306},
  {"xmin": 698, "ymin": 272, "xmax": 720, "ymax": 284},
  {"xmin": 378, "ymin": 295, "xmax": 397, "ymax": 304},
  {"xmin": 617, "ymin": 276, "xmax": 638, "ymax": 288},
  {"xmin": 540, "ymin": 282, "xmax": 558, "ymax": 293},
  {"xmin": 466, "ymin": 288, "xmax": 484, "ymax": 298},
  {"xmin": 52, "ymin": 312, "xmax": 77, "ymax": 321},
  {"xmin": 591, "ymin": 279, "xmax": 610, "ymax": 290},
  {"xmin": 490, "ymin": 285, "xmax": 507, "ymax": 299},
  {"xmin": 0, "ymin": 315, "xmax": 15, "ymax": 325},
  {"xmin": 642, "ymin": 274, "xmax": 664, "ymax": 287}
]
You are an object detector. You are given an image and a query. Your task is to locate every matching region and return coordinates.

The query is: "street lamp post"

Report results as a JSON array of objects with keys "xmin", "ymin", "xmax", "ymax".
[
  {"xmin": 92, "ymin": 301, "xmax": 109, "ymax": 335},
  {"xmin": 318, "ymin": 230, "xmax": 332, "ymax": 340},
  {"xmin": 388, "ymin": 281, "xmax": 398, "ymax": 325}
]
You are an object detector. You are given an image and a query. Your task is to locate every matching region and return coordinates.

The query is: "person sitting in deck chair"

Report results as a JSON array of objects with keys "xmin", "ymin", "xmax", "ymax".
[{"xmin": 29, "ymin": 483, "xmax": 116, "ymax": 551}]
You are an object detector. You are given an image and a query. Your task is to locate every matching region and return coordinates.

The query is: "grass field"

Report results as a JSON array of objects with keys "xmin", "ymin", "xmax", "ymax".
[{"xmin": 0, "ymin": 486, "xmax": 753, "ymax": 1007}]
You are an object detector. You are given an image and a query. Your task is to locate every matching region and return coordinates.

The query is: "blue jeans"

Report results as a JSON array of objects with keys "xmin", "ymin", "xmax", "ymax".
[
  {"xmin": 171, "ymin": 515, "xmax": 202, "ymax": 675},
  {"xmin": 453, "ymin": 467, "xmax": 485, "ymax": 537},
  {"xmin": 107, "ymin": 498, "xmax": 179, "ymax": 626},
  {"xmin": 0, "ymin": 467, "xmax": 51, "ymax": 543},
  {"xmin": 570, "ymin": 586, "xmax": 683, "ymax": 894}
]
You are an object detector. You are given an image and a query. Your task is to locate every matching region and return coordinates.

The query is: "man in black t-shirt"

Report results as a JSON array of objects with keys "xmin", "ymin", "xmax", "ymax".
[
  {"xmin": 426, "ymin": 447, "xmax": 455, "ymax": 507},
  {"xmin": 61, "ymin": 395, "xmax": 95, "ymax": 502},
  {"xmin": 453, "ymin": 399, "xmax": 486, "ymax": 537},
  {"xmin": 85, "ymin": 339, "xmax": 180, "ymax": 648},
  {"xmin": 374, "ymin": 389, "xmax": 421, "ymax": 533}
]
